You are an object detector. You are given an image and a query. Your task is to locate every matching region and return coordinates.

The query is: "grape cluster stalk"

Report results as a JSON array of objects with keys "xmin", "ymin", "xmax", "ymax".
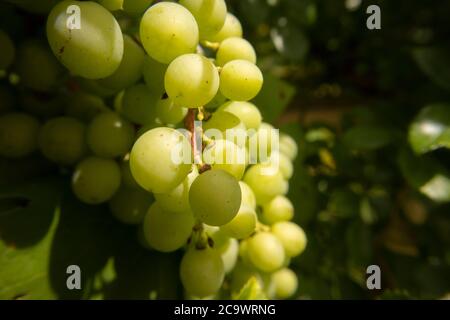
[{"xmin": 0, "ymin": 0, "xmax": 307, "ymax": 299}]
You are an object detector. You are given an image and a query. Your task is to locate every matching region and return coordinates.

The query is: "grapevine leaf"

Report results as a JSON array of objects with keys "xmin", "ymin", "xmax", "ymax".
[
  {"xmin": 343, "ymin": 125, "xmax": 395, "ymax": 151},
  {"xmin": 412, "ymin": 47, "xmax": 450, "ymax": 92},
  {"xmin": 232, "ymin": 277, "xmax": 267, "ymax": 300}
]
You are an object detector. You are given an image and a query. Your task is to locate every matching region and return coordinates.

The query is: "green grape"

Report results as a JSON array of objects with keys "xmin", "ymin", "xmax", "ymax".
[
  {"xmin": 86, "ymin": 112, "xmax": 135, "ymax": 158},
  {"xmin": 47, "ymin": 0, "xmax": 124, "ymax": 79},
  {"xmin": 203, "ymin": 111, "xmax": 247, "ymax": 148},
  {"xmin": 165, "ymin": 54, "xmax": 219, "ymax": 108},
  {"xmin": 143, "ymin": 202, "xmax": 194, "ymax": 252},
  {"xmin": 218, "ymin": 238, "xmax": 239, "ymax": 274},
  {"xmin": 239, "ymin": 181, "xmax": 256, "ymax": 210},
  {"xmin": 120, "ymin": 159, "xmax": 141, "ymax": 189},
  {"xmin": 98, "ymin": 0, "xmax": 123, "ymax": 11},
  {"xmin": 180, "ymin": 247, "xmax": 225, "ymax": 297},
  {"xmin": 123, "ymin": 0, "xmax": 153, "ymax": 16},
  {"xmin": 205, "ymin": 91, "xmax": 227, "ymax": 109},
  {"xmin": 142, "ymin": 55, "xmax": 167, "ymax": 98},
  {"xmin": 219, "ymin": 60, "xmax": 263, "ymax": 101},
  {"xmin": 179, "ymin": 0, "xmax": 227, "ymax": 40},
  {"xmin": 72, "ymin": 156, "xmax": 121, "ymax": 204},
  {"xmin": 97, "ymin": 34, "xmax": 145, "ymax": 91},
  {"xmin": 279, "ymin": 133, "xmax": 298, "ymax": 161},
  {"xmin": 154, "ymin": 166, "xmax": 198, "ymax": 214},
  {"xmin": 221, "ymin": 205, "xmax": 256, "ymax": 239},
  {"xmin": 248, "ymin": 122, "xmax": 278, "ymax": 163},
  {"xmin": 120, "ymin": 84, "xmax": 158, "ymax": 125},
  {"xmin": 261, "ymin": 195, "xmax": 294, "ymax": 225},
  {"xmin": 16, "ymin": 40, "xmax": 63, "ymax": 92},
  {"xmin": 0, "ymin": 86, "xmax": 14, "ymax": 114},
  {"xmin": 271, "ymin": 268, "xmax": 298, "ymax": 299},
  {"xmin": 135, "ymin": 122, "xmax": 159, "ymax": 139},
  {"xmin": 189, "ymin": 169, "xmax": 241, "ymax": 226},
  {"xmin": 38, "ymin": 116, "xmax": 87, "ymax": 165},
  {"xmin": 0, "ymin": 113, "xmax": 40, "ymax": 158},
  {"xmin": 130, "ymin": 127, "xmax": 192, "ymax": 193},
  {"xmin": 65, "ymin": 91, "xmax": 109, "ymax": 122},
  {"xmin": 109, "ymin": 186, "xmax": 153, "ymax": 224},
  {"xmin": 229, "ymin": 261, "xmax": 263, "ymax": 294},
  {"xmin": 278, "ymin": 152, "xmax": 293, "ymax": 179},
  {"xmin": 76, "ymin": 77, "xmax": 117, "ymax": 98},
  {"xmin": 271, "ymin": 222, "xmax": 307, "ymax": 257},
  {"xmin": 155, "ymin": 96, "xmax": 188, "ymax": 125},
  {"xmin": 204, "ymin": 225, "xmax": 229, "ymax": 249},
  {"xmin": 244, "ymin": 164, "xmax": 288, "ymax": 205},
  {"xmin": 0, "ymin": 30, "xmax": 15, "ymax": 70},
  {"xmin": 216, "ymin": 37, "xmax": 256, "ymax": 67},
  {"xmin": 140, "ymin": 2, "xmax": 198, "ymax": 64},
  {"xmin": 248, "ymin": 231, "xmax": 285, "ymax": 273},
  {"xmin": 202, "ymin": 139, "xmax": 246, "ymax": 179},
  {"xmin": 217, "ymin": 101, "xmax": 262, "ymax": 130},
  {"xmin": 206, "ymin": 13, "xmax": 242, "ymax": 43}
]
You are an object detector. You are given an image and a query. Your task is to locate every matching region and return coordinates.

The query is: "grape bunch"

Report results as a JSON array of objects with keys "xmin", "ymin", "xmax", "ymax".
[{"xmin": 0, "ymin": 0, "xmax": 306, "ymax": 299}]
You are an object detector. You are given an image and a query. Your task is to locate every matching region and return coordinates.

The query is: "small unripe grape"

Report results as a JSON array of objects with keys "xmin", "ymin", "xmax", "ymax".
[
  {"xmin": 219, "ymin": 60, "xmax": 263, "ymax": 101},
  {"xmin": 86, "ymin": 112, "xmax": 135, "ymax": 158},
  {"xmin": 272, "ymin": 221, "xmax": 307, "ymax": 257},
  {"xmin": 39, "ymin": 116, "xmax": 87, "ymax": 165},
  {"xmin": 130, "ymin": 127, "xmax": 192, "ymax": 193},
  {"xmin": 248, "ymin": 232, "xmax": 285, "ymax": 273},
  {"xmin": 180, "ymin": 247, "xmax": 225, "ymax": 297},
  {"xmin": 189, "ymin": 169, "xmax": 241, "ymax": 226},
  {"xmin": 271, "ymin": 268, "xmax": 298, "ymax": 299},
  {"xmin": 72, "ymin": 157, "xmax": 121, "ymax": 204},
  {"xmin": 0, "ymin": 113, "xmax": 40, "ymax": 158},
  {"xmin": 262, "ymin": 195, "xmax": 294, "ymax": 225}
]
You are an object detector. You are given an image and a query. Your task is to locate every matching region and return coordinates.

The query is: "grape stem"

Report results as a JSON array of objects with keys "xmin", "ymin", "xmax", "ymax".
[{"xmin": 184, "ymin": 108, "xmax": 211, "ymax": 174}]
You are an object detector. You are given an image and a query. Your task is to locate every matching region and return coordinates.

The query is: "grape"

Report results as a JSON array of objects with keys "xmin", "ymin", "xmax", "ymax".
[
  {"xmin": 120, "ymin": 159, "xmax": 141, "ymax": 189},
  {"xmin": 97, "ymin": 34, "xmax": 145, "ymax": 91},
  {"xmin": 86, "ymin": 112, "xmax": 135, "ymax": 158},
  {"xmin": 154, "ymin": 166, "xmax": 198, "ymax": 214},
  {"xmin": 123, "ymin": 0, "xmax": 153, "ymax": 16},
  {"xmin": 271, "ymin": 268, "xmax": 298, "ymax": 299},
  {"xmin": 155, "ymin": 96, "xmax": 188, "ymax": 125},
  {"xmin": 205, "ymin": 91, "xmax": 227, "ymax": 110},
  {"xmin": 248, "ymin": 122, "xmax": 279, "ymax": 163},
  {"xmin": 202, "ymin": 139, "xmax": 246, "ymax": 179},
  {"xmin": 239, "ymin": 181, "xmax": 256, "ymax": 210},
  {"xmin": 229, "ymin": 261, "xmax": 262, "ymax": 294},
  {"xmin": 279, "ymin": 133, "xmax": 298, "ymax": 161},
  {"xmin": 143, "ymin": 202, "xmax": 194, "ymax": 252},
  {"xmin": 221, "ymin": 205, "xmax": 256, "ymax": 239},
  {"xmin": 271, "ymin": 222, "xmax": 307, "ymax": 257},
  {"xmin": 247, "ymin": 232, "xmax": 285, "ymax": 273},
  {"xmin": 65, "ymin": 92, "xmax": 109, "ymax": 122},
  {"xmin": 72, "ymin": 156, "xmax": 121, "ymax": 204},
  {"xmin": 142, "ymin": 56, "xmax": 167, "ymax": 98},
  {"xmin": 217, "ymin": 101, "xmax": 262, "ymax": 130},
  {"xmin": 165, "ymin": 54, "xmax": 219, "ymax": 108},
  {"xmin": 244, "ymin": 164, "xmax": 288, "ymax": 205},
  {"xmin": 189, "ymin": 169, "xmax": 241, "ymax": 226},
  {"xmin": 262, "ymin": 195, "xmax": 294, "ymax": 225},
  {"xmin": 98, "ymin": 0, "xmax": 123, "ymax": 11},
  {"xmin": 77, "ymin": 77, "xmax": 117, "ymax": 98},
  {"xmin": 219, "ymin": 60, "xmax": 263, "ymax": 101},
  {"xmin": 46, "ymin": 0, "xmax": 124, "ymax": 79},
  {"xmin": 204, "ymin": 225, "xmax": 229, "ymax": 249},
  {"xmin": 218, "ymin": 238, "xmax": 239, "ymax": 274},
  {"xmin": 206, "ymin": 13, "xmax": 242, "ymax": 43},
  {"xmin": 278, "ymin": 152, "xmax": 293, "ymax": 179},
  {"xmin": 130, "ymin": 127, "xmax": 192, "ymax": 193},
  {"xmin": 216, "ymin": 37, "xmax": 256, "ymax": 67},
  {"xmin": 0, "ymin": 30, "xmax": 15, "ymax": 70},
  {"xmin": 0, "ymin": 113, "xmax": 40, "ymax": 158},
  {"xmin": 119, "ymin": 84, "xmax": 158, "ymax": 125},
  {"xmin": 140, "ymin": 2, "xmax": 199, "ymax": 64},
  {"xmin": 38, "ymin": 116, "xmax": 87, "ymax": 165},
  {"xmin": 109, "ymin": 186, "xmax": 153, "ymax": 224},
  {"xmin": 203, "ymin": 111, "xmax": 247, "ymax": 148},
  {"xmin": 16, "ymin": 40, "xmax": 63, "ymax": 92},
  {"xmin": 179, "ymin": 0, "xmax": 227, "ymax": 40},
  {"xmin": 180, "ymin": 247, "xmax": 224, "ymax": 297}
]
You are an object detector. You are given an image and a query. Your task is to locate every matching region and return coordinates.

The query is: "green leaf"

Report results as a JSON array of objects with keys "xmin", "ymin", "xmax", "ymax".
[
  {"xmin": 409, "ymin": 103, "xmax": 450, "ymax": 154},
  {"xmin": 232, "ymin": 276, "xmax": 267, "ymax": 300},
  {"xmin": 253, "ymin": 73, "xmax": 296, "ymax": 124},
  {"xmin": 398, "ymin": 148, "xmax": 450, "ymax": 203},
  {"xmin": 343, "ymin": 125, "xmax": 395, "ymax": 151},
  {"xmin": 412, "ymin": 47, "xmax": 450, "ymax": 91},
  {"xmin": 327, "ymin": 189, "xmax": 359, "ymax": 218}
]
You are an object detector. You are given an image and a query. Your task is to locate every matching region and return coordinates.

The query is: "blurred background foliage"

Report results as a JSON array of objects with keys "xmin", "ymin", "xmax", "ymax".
[{"xmin": 0, "ymin": 0, "xmax": 450, "ymax": 299}]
